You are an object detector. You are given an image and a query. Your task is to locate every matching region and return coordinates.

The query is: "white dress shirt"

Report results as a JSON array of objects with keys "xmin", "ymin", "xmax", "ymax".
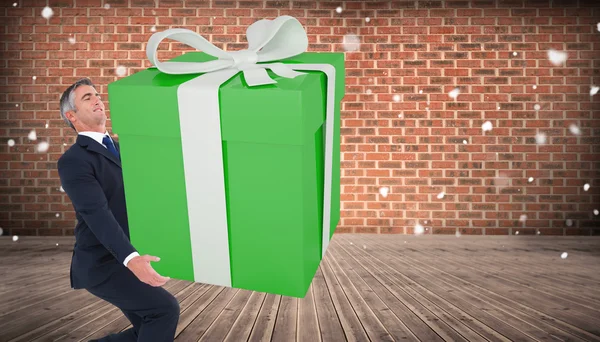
[{"xmin": 78, "ymin": 131, "xmax": 139, "ymax": 267}]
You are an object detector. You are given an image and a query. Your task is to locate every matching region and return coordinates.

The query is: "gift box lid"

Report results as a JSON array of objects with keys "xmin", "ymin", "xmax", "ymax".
[{"xmin": 108, "ymin": 51, "xmax": 344, "ymax": 145}]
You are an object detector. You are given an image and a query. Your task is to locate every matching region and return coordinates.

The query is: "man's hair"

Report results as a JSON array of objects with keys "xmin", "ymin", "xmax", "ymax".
[{"xmin": 59, "ymin": 78, "xmax": 96, "ymax": 132}]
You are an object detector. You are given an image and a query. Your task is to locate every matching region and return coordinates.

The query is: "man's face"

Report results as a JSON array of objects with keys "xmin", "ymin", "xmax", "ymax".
[{"xmin": 68, "ymin": 85, "xmax": 106, "ymax": 130}]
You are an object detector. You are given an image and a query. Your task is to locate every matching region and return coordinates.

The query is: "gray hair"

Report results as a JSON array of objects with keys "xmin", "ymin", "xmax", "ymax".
[{"xmin": 59, "ymin": 78, "xmax": 96, "ymax": 132}]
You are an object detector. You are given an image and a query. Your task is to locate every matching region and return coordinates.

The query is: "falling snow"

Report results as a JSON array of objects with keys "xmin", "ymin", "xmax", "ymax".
[
  {"xmin": 594, "ymin": 210, "xmax": 599, "ymax": 216},
  {"xmin": 104, "ymin": 3, "xmax": 110, "ymax": 9},
  {"xmin": 379, "ymin": 187, "xmax": 389, "ymax": 198},
  {"xmin": 393, "ymin": 94, "xmax": 400, "ymax": 102},
  {"xmin": 528, "ymin": 177, "xmax": 534, "ymax": 182},
  {"xmin": 481, "ymin": 121, "xmax": 493, "ymax": 132},
  {"xmin": 366, "ymin": 89, "xmax": 372, "ymax": 94},
  {"xmin": 13, "ymin": 3, "xmax": 17, "ymax": 7},
  {"xmin": 437, "ymin": 192, "xmax": 445, "ymax": 199},
  {"xmin": 534, "ymin": 104, "xmax": 541, "ymax": 111},
  {"xmin": 561, "ymin": 252, "xmax": 568, "ymax": 259},
  {"xmin": 547, "ymin": 49, "xmax": 568, "ymax": 66},
  {"xmin": 566, "ymin": 219, "xmax": 573, "ymax": 227},
  {"xmin": 448, "ymin": 88, "xmax": 460, "ymax": 100},
  {"xmin": 569, "ymin": 124, "xmax": 581, "ymax": 136},
  {"xmin": 59, "ymin": 186, "xmax": 65, "ymax": 192},
  {"xmin": 55, "ymin": 213, "xmax": 60, "ymax": 217},
  {"xmin": 7, "ymin": 139, "xmax": 15, "ymax": 147},
  {"xmin": 28, "ymin": 130, "xmax": 37, "ymax": 141},
  {"xmin": 115, "ymin": 66, "xmax": 127, "ymax": 77},
  {"xmin": 13, "ymin": 235, "xmax": 19, "ymax": 242},
  {"xmin": 41, "ymin": 6, "xmax": 53, "ymax": 19},
  {"xmin": 68, "ymin": 37, "xmax": 76, "ymax": 44},
  {"xmin": 512, "ymin": 52, "xmax": 517, "ymax": 56},
  {"xmin": 463, "ymin": 140, "xmax": 467, "ymax": 144},
  {"xmin": 342, "ymin": 34, "xmax": 360, "ymax": 52},
  {"xmin": 535, "ymin": 132, "xmax": 547, "ymax": 145},
  {"xmin": 36, "ymin": 141, "xmax": 49, "ymax": 153},
  {"xmin": 335, "ymin": 6, "xmax": 342, "ymax": 13},
  {"xmin": 365, "ymin": 17, "xmax": 370, "ymax": 23},
  {"xmin": 151, "ymin": 26, "xmax": 157, "ymax": 32},
  {"xmin": 519, "ymin": 214, "xmax": 527, "ymax": 222},
  {"xmin": 533, "ymin": 85, "xmax": 537, "ymax": 89},
  {"xmin": 0, "ymin": 227, "xmax": 3, "ymax": 235},
  {"xmin": 455, "ymin": 231, "xmax": 461, "ymax": 237},
  {"xmin": 32, "ymin": 76, "xmax": 37, "ymax": 80},
  {"xmin": 590, "ymin": 86, "xmax": 599, "ymax": 96},
  {"xmin": 583, "ymin": 183, "xmax": 590, "ymax": 191},
  {"xmin": 414, "ymin": 224, "xmax": 424, "ymax": 235}
]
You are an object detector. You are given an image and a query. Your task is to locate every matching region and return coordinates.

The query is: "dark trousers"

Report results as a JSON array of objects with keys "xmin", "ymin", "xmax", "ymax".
[{"xmin": 85, "ymin": 265, "xmax": 180, "ymax": 342}]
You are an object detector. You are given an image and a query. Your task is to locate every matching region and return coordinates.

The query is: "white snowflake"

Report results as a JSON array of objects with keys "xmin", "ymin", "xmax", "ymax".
[
  {"xmin": 28, "ymin": 129, "xmax": 37, "ymax": 141},
  {"xmin": 379, "ymin": 187, "xmax": 389, "ymax": 198},
  {"xmin": 393, "ymin": 94, "xmax": 400, "ymax": 102},
  {"xmin": 448, "ymin": 88, "xmax": 460, "ymax": 100},
  {"xmin": 597, "ymin": 23, "xmax": 600, "ymax": 32},
  {"xmin": 569, "ymin": 124, "xmax": 581, "ymax": 136},
  {"xmin": 419, "ymin": 89, "xmax": 423, "ymax": 94},
  {"xmin": 437, "ymin": 192, "xmax": 445, "ymax": 199},
  {"xmin": 12, "ymin": 2, "xmax": 17, "ymax": 7},
  {"xmin": 515, "ymin": 231, "xmax": 519, "ymax": 235},
  {"xmin": 414, "ymin": 224, "xmax": 424, "ymax": 236},
  {"xmin": 342, "ymin": 34, "xmax": 360, "ymax": 52},
  {"xmin": 481, "ymin": 121, "xmax": 493, "ymax": 132},
  {"xmin": 512, "ymin": 52, "xmax": 517, "ymax": 56},
  {"xmin": 535, "ymin": 132, "xmax": 547, "ymax": 145},
  {"xmin": 463, "ymin": 140, "xmax": 467, "ymax": 144},
  {"xmin": 59, "ymin": 186, "xmax": 65, "ymax": 192},
  {"xmin": 104, "ymin": 3, "xmax": 110, "ymax": 9},
  {"xmin": 7, "ymin": 139, "xmax": 15, "ymax": 147},
  {"xmin": 455, "ymin": 231, "xmax": 461, "ymax": 237},
  {"xmin": 41, "ymin": 6, "xmax": 53, "ymax": 19},
  {"xmin": 590, "ymin": 86, "xmax": 598, "ymax": 96},
  {"xmin": 561, "ymin": 252, "xmax": 568, "ymax": 259},
  {"xmin": 55, "ymin": 213, "xmax": 60, "ymax": 217},
  {"xmin": 151, "ymin": 26, "xmax": 157, "ymax": 33},
  {"xmin": 534, "ymin": 104, "xmax": 541, "ymax": 111},
  {"xmin": 335, "ymin": 6, "xmax": 342, "ymax": 14},
  {"xmin": 13, "ymin": 235, "xmax": 19, "ymax": 242},
  {"xmin": 519, "ymin": 214, "xmax": 527, "ymax": 222},
  {"xmin": 583, "ymin": 183, "xmax": 590, "ymax": 191},
  {"xmin": 547, "ymin": 49, "xmax": 568, "ymax": 66},
  {"xmin": 68, "ymin": 37, "xmax": 76, "ymax": 44},
  {"xmin": 365, "ymin": 17, "xmax": 370, "ymax": 23},
  {"xmin": 32, "ymin": 76, "xmax": 36, "ymax": 80},
  {"xmin": 366, "ymin": 89, "xmax": 372, "ymax": 94},
  {"xmin": 36, "ymin": 141, "xmax": 49, "ymax": 153},
  {"xmin": 566, "ymin": 219, "xmax": 573, "ymax": 227},
  {"xmin": 528, "ymin": 177, "xmax": 534, "ymax": 182},
  {"xmin": 533, "ymin": 85, "xmax": 537, "ymax": 89},
  {"xmin": 593, "ymin": 209, "xmax": 598, "ymax": 216},
  {"xmin": 115, "ymin": 66, "xmax": 127, "ymax": 77}
]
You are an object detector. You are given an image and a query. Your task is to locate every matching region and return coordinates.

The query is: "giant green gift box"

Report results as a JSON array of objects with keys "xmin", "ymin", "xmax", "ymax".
[{"xmin": 107, "ymin": 51, "xmax": 345, "ymax": 298}]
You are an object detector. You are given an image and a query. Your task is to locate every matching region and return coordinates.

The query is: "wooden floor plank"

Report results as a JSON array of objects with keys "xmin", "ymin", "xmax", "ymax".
[
  {"xmin": 324, "ymin": 253, "xmax": 395, "ymax": 341},
  {"xmin": 297, "ymin": 282, "xmax": 321, "ymax": 342},
  {"xmin": 332, "ymin": 238, "xmax": 470, "ymax": 342},
  {"xmin": 311, "ymin": 266, "xmax": 346, "ymax": 342},
  {"xmin": 327, "ymin": 248, "xmax": 423, "ymax": 341},
  {"xmin": 270, "ymin": 293, "xmax": 297, "ymax": 342},
  {"xmin": 2, "ymin": 235, "xmax": 600, "ymax": 342},
  {"xmin": 223, "ymin": 291, "xmax": 267, "ymax": 342},
  {"xmin": 357, "ymin": 234, "xmax": 600, "ymax": 342},
  {"xmin": 247, "ymin": 293, "xmax": 280, "ymax": 342},
  {"xmin": 334, "ymin": 236, "xmax": 497, "ymax": 342}
]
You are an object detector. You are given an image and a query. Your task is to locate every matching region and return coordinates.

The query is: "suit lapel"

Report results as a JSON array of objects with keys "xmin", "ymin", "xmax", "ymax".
[{"xmin": 77, "ymin": 135, "xmax": 122, "ymax": 168}]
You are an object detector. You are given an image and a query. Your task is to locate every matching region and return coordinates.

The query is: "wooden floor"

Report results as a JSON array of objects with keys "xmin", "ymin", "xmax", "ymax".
[{"xmin": 0, "ymin": 234, "xmax": 599, "ymax": 342}]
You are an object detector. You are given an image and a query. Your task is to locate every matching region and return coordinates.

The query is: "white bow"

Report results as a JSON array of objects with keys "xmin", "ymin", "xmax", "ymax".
[{"xmin": 146, "ymin": 15, "xmax": 309, "ymax": 86}]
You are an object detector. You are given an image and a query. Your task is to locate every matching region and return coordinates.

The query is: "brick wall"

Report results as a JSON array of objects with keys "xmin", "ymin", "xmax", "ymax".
[{"xmin": 1, "ymin": 0, "xmax": 599, "ymax": 237}]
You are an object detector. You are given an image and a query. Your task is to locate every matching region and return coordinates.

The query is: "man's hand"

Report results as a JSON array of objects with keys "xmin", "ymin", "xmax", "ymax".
[{"xmin": 127, "ymin": 255, "xmax": 170, "ymax": 287}]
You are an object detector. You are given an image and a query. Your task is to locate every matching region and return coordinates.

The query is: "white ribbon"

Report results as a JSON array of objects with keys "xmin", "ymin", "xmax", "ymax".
[{"xmin": 146, "ymin": 16, "xmax": 335, "ymax": 288}]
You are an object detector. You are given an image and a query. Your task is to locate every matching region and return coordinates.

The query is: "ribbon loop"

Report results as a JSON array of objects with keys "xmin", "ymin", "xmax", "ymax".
[{"xmin": 146, "ymin": 15, "xmax": 309, "ymax": 86}]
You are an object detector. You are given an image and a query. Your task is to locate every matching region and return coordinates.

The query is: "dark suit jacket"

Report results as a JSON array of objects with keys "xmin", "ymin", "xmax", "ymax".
[{"xmin": 57, "ymin": 134, "xmax": 137, "ymax": 289}]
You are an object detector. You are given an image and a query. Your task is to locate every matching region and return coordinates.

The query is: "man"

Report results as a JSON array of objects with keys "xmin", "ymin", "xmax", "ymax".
[{"xmin": 57, "ymin": 78, "xmax": 180, "ymax": 342}]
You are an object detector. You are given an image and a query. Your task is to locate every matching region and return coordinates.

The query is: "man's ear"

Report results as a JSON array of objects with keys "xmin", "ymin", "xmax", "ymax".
[{"xmin": 65, "ymin": 110, "xmax": 76, "ymax": 124}]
